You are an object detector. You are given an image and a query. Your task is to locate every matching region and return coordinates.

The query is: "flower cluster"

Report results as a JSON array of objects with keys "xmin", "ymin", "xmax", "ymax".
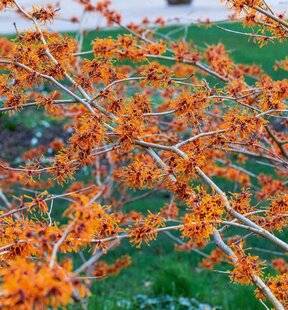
[
  {"xmin": 0, "ymin": 258, "xmax": 86, "ymax": 309},
  {"xmin": 181, "ymin": 193, "xmax": 224, "ymax": 245},
  {"xmin": 129, "ymin": 213, "xmax": 165, "ymax": 247},
  {"xmin": 230, "ymin": 245, "xmax": 264, "ymax": 285}
]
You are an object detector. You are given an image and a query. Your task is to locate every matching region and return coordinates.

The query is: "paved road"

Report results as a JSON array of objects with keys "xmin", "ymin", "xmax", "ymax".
[{"xmin": 0, "ymin": 0, "xmax": 287, "ymax": 34}]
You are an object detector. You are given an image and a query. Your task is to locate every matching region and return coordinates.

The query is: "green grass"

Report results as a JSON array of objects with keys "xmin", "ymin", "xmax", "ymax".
[{"xmin": 79, "ymin": 196, "xmax": 265, "ymax": 310}]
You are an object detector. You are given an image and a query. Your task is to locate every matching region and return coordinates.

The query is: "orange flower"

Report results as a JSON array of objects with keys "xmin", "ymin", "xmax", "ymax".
[
  {"xmin": 63, "ymin": 194, "xmax": 121, "ymax": 251},
  {"xmin": 257, "ymin": 76, "xmax": 288, "ymax": 111},
  {"xmin": 230, "ymin": 254, "xmax": 263, "ymax": 284},
  {"xmin": 94, "ymin": 255, "xmax": 132, "ymax": 278},
  {"xmin": 222, "ymin": 109, "xmax": 265, "ymax": 140},
  {"xmin": 0, "ymin": 0, "xmax": 14, "ymax": 10},
  {"xmin": 257, "ymin": 273, "xmax": 288, "ymax": 307},
  {"xmin": 52, "ymin": 148, "xmax": 77, "ymax": 183},
  {"xmin": 0, "ymin": 258, "xmax": 86, "ymax": 309},
  {"xmin": 204, "ymin": 43, "xmax": 234, "ymax": 78},
  {"xmin": 160, "ymin": 202, "xmax": 179, "ymax": 220},
  {"xmin": 230, "ymin": 191, "xmax": 252, "ymax": 214},
  {"xmin": 69, "ymin": 113, "xmax": 106, "ymax": 162},
  {"xmin": 200, "ymin": 248, "xmax": 225, "ymax": 269},
  {"xmin": 272, "ymin": 258, "xmax": 288, "ymax": 274},
  {"xmin": 0, "ymin": 75, "xmax": 9, "ymax": 95},
  {"xmin": 36, "ymin": 91, "xmax": 62, "ymax": 116},
  {"xmin": 266, "ymin": 194, "xmax": 288, "ymax": 231},
  {"xmin": 115, "ymin": 156, "xmax": 162, "ymax": 189},
  {"xmin": 144, "ymin": 41, "xmax": 166, "ymax": 56},
  {"xmin": 4, "ymin": 93, "xmax": 26, "ymax": 111},
  {"xmin": 173, "ymin": 151, "xmax": 206, "ymax": 180},
  {"xmin": 181, "ymin": 193, "xmax": 224, "ymax": 244},
  {"xmin": 139, "ymin": 62, "xmax": 171, "ymax": 87},
  {"xmin": 170, "ymin": 91, "xmax": 208, "ymax": 124},
  {"xmin": 230, "ymin": 243, "xmax": 264, "ymax": 285},
  {"xmin": 93, "ymin": 38, "xmax": 117, "ymax": 58},
  {"xmin": 115, "ymin": 113, "xmax": 145, "ymax": 151},
  {"xmin": 129, "ymin": 213, "xmax": 165, "ymax": 247},
  {"xmin": 257, "ymin": 174, "xmax": 285, "ymax": 200},
  {"xmin": 24, "ymin": 191, "xmax": 49, "ymax": 213},
  {"xmin": 172, "ymin": 41, "xmax": 199, "ymax": 62},
  {"xmin": 226, "ymin": 0, "xmax": 263, "ymax": 12},
  {"xmin": 30, "ymin": 5, "xmax": 58, "ymax": 23}
]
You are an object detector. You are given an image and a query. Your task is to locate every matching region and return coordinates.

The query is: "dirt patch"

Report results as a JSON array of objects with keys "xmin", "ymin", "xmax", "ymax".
[
  {"xmin": 0, "ymin": 123, "xmax": 33, "ymax": 161},
  {"xmin": 0, "ymin": 119, "xmax": 69, "ymax": 162}
]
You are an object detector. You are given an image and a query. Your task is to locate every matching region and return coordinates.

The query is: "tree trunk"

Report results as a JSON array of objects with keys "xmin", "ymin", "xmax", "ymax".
[{"xmin": 167, "ymin": 0, "xmax": 192, "ymax": 5}]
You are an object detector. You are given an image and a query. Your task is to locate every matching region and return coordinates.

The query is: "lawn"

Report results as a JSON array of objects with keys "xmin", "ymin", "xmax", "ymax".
[{"xmin": 1, "ymin": 22, "xmax": 287, "ymax": 310}]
